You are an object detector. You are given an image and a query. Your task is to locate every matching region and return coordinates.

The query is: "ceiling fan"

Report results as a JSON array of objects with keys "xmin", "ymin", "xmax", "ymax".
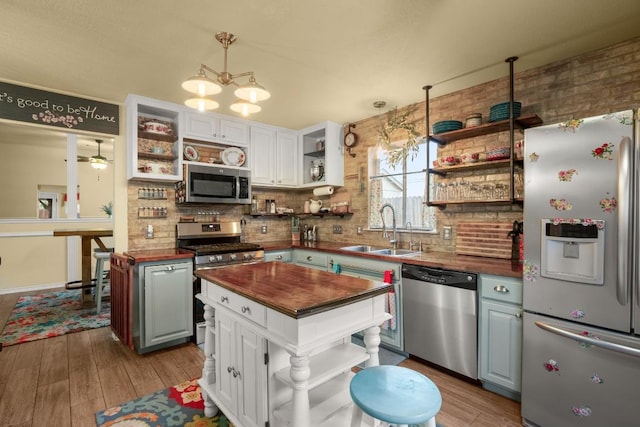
[{"xmin": 76, "ymin": 139, "xmax": 112, "ymax": 169}]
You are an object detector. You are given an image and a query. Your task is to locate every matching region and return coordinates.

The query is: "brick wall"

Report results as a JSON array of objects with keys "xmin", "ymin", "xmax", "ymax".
[{"xmin": 128, "ymin": 36, "xmax": 640, "ymax": 253}]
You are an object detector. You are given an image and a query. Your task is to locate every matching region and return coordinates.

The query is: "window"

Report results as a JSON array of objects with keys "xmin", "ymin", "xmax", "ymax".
[{"xmin": 368, "ymin": 139, "xmax": 436, "ymax": 231}]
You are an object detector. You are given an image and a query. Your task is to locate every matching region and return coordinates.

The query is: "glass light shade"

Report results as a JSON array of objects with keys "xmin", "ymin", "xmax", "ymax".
[
  {"xmin": 230, "ymin": 100, "xmax": 261, "ymax": 116},
  {"xmin": 90, "ymin": 156, "xmax": 108, "ymax": 169},
  {"xmin": 185, "ymin": 97, "xmax": 220, "ymax": 112},
  {"xmin": 182, "ymin": 71, "xmax": 222, "ymax": 96},
  {"xmin": 234, "ymin": 81, "xmax": 270, "ymax": 103}
]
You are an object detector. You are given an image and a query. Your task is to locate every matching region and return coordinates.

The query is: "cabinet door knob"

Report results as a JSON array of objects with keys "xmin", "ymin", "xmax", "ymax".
[
  {"xmin": 227, "ymin": 366, "xmax": 233, "ymax": 373},
  {"xmin": 275, "ymin": 255, "xmax": 283, "ymax": 260},
  {"xmin": 494, "ymin": 285, "xmax": 509, "ymax": 293},
  {"xmin": 221, "ymin": 296, "xmax": 229, "ymax": 303},
  {"xmin": 515, "ymin": 311, "xmax": 522, "ymax": 318},
  {"xmin": 165, "ymin": 265, "xmax": 174, "ymax": 271},
  {"xmin": 307, "ymin": 256, "xmax": 313, "ymax": 261},
  {"xmin": 241, "ymin": 306, "xmax": 251, "ymax": 314}
]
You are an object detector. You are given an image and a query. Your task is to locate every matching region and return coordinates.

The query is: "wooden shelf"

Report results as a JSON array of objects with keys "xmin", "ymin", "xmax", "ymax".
[
  {"xmin": 430, "ymin": 114, "xmax": 542, "ymax": 144},
  {"xmin": 249, "ymin": 212, "xmax": 353, "ymax": 218},
  {"xmin": 138, "ymin": 152, "xmax": 178, "ymax": 161},
  {"xmin": 431, "ymin": 158, "xmax": 523, "ymax": 174},
  {"xmin": 429, "ymin": 199, "xmax": 513, "ymax": 206},
  {"xmin": 304, "ymin": 149, "xmax": 326, "ymax": 158},
  {"xmin": 137, "ymin": 131, "xmax": 177, "ymax": 142}
]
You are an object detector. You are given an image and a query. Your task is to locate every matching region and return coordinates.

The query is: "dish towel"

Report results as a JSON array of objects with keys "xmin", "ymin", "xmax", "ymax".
[
  {"xmin": 332, "ymin": 262, "xmax": 341, "ymax": 274},
  {"xmin": 381, "ymin": 291, "xmax": 397, "ymax": 331}
]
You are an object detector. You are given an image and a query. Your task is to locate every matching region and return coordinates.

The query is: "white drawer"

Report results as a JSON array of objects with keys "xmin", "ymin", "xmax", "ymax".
[{"xmin": 205, "ymin": 281, "xmax": 267, "ymax": 327}]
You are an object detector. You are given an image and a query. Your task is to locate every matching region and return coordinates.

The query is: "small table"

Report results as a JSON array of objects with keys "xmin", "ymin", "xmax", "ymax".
[{"xmin": 53, "ymin": 228, "xmax": 113, "ymax": 305}]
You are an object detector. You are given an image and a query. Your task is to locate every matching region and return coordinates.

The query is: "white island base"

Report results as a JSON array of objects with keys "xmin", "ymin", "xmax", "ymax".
[{"xmin": 197, "ymin": 279, "xmax": 390, "ymax": 427}]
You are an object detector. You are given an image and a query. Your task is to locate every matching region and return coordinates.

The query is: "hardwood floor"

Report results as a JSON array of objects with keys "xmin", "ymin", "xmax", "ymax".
[{"xmin": 0, "ymin": 289, "xmax": 522, "ymax": 426}]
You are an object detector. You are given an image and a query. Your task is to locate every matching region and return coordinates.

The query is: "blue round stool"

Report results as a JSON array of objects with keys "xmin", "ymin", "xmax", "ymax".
[{"xmin": 350, "ymin": 365, "xmax": 442, "ymax": 427}]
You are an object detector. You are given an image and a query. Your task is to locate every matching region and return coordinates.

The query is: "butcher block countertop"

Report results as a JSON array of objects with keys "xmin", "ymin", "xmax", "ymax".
[
  {"xmin": 196, "ymin": 262, "xmax": 393, "ymax": 319},
  {"xmin": 261, "ymin": 240, "xmax": 523, "ymax": 279},
  {"xmin": 123, "ymin": 249, "xmax": 193, "ymax": 264}
]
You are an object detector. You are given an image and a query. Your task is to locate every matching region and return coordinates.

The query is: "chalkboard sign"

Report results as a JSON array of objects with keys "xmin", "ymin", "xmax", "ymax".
[{"xmin": 0, "ymin": 81, "xmax": 119, "ymax": 135}]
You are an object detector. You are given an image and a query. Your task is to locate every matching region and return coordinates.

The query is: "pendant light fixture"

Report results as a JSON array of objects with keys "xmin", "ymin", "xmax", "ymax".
[{"xmin": 182, "ymin": 32, "xmax": 270, "ymax": 116}]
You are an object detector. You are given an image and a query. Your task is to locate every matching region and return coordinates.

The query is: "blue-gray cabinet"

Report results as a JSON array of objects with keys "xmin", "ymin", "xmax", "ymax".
[
  {"xmin": 133, "ymin": 260, "xmax": 193, "ymax": 353},
  {"xmin": 478, "ymin": 274, "xmax": 523, "ymax": 401}
]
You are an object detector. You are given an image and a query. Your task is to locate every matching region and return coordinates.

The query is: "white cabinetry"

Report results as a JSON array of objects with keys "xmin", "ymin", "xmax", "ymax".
[
  {"xmin": 216, "ymin": 311, "xmax": 267, "ymax": 427},
  {"xmin": 198, "ymin": 277, "xmax": 389, "ymax": 426},
  {"xmin": 250, "ymin": 125, "xmax": 298, "ymax": 187},
  {"xmin": 133, "ymin": 260, "xmax": 193, "ymax": 353},
  {"xmin": 299, "ymin": 121, "xmax": 344, "ymax": 188},
  {"xmin": 478, "ymin": 274, "xmax": 523, "ymax": 400},
  {"xmin": 183, "ymin": 111, "xmax": 249, "ymax": 145},
  {"xmin": 125, "ymin": 94, "xmax": 183, "ymax": 182}
]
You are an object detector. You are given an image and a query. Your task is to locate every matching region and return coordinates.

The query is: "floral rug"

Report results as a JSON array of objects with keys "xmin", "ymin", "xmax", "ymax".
[
  {"xmin": 0, "ymin": 290, "xmax": 110, "ymax": 346},
  {"xmin": 96, "ymin": 378, "xmax": 234, "ymax": 427}
]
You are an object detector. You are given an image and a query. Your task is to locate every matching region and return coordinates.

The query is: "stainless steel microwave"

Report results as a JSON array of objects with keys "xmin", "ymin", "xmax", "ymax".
[{"xmin": 176, "ymin": 163, "xmax": 251, "ymax": 205}]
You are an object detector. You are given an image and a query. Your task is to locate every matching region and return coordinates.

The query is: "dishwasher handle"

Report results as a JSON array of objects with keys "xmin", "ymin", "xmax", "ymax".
[{"xmin": 401, "ymin": 264, "xmax": 477, "ymax": 290}]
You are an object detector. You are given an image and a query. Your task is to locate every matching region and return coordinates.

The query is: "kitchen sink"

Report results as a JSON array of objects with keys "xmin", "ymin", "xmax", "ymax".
[
  {"xmin": 369, "ymin": 248, "xmax": 422, "ymax": 257},
  {"xmin": 340, "ymin": 245, "xmax": 421, "ymax": 257},
  {"xmin": 340, "ymin": 245, "xmax": 385, "ymax": 252}
]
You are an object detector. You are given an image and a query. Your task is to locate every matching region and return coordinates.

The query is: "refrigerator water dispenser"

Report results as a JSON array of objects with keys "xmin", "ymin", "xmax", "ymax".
[{"xmin": 540, "ymin": 219, "xmax": 605, "ymax": 285}]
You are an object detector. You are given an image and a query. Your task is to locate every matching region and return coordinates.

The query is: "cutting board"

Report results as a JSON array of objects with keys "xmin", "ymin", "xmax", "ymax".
[{"xmin": 455, "ymin": 221, "xmax": 516, "ymax": 259}]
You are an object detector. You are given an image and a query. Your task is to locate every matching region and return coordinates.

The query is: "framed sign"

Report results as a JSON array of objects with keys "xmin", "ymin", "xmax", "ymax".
[{"xmin": 0, "ymin": 81, "xmax": 119, "ymax": 135}]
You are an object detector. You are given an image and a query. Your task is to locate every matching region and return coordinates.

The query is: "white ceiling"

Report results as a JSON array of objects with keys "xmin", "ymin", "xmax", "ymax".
[{"xmin": 2, "ymin": 0, "xmax": 640, "ymax": 130}]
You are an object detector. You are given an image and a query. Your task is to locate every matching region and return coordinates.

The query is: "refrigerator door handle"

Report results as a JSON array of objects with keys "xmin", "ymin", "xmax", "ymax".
[
  {"xmin": 617, "ymin": 136, "xmax": 632, "ymax": 305},
  {"xmin": 535, "ymin": 320, "xmax": 640, "ymax": 358}
]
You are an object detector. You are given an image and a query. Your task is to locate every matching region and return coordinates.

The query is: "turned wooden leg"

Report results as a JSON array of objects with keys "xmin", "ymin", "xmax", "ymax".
[
  {"xmin": 202, "ymin": 304, "xmax": 219, "ymax": 418},
  {"xmin": 289, "ymin": 354, "xmax": 311, "ymax": 427},
  {"xmin": 363, "ymin": 325, "xmax": 381, "ymax": 367}
]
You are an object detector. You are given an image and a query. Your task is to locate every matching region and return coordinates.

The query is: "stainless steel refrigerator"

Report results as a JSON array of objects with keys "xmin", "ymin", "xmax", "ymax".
[{"xmin": 522, "ymin": 109, "xmax": 640, "ymax": 426}]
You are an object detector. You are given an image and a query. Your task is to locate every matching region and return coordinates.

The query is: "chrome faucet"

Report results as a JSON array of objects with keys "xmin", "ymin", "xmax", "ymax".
[
  {"xmin": 406, "ymin": 221, "xmax": 416, "ymax": 251},
  {"xmin": 379, "ymin": 203, "xmax": 397, "ymax": 249}
]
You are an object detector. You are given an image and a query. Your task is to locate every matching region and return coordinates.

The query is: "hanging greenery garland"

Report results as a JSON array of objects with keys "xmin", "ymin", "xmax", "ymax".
[{"xmin": 377, "ymin": 105, "xmax": 423, "ymax": 168}]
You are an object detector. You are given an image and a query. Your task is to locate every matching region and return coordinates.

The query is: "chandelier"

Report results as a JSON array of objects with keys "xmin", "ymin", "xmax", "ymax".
[{"xmin": 181, "ymin": 31, "xmax": 270, "ymax": 116}]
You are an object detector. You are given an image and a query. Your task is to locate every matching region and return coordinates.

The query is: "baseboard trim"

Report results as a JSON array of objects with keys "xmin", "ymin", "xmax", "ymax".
[{"xmin": 0, "ymin": 282, "xmax": 65, "ymax": 295}]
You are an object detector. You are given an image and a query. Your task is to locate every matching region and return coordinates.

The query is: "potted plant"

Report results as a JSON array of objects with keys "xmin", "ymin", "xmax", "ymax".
[{"xmin": 101, "ymin": 202, "xmax": 113, "ymax": 218}]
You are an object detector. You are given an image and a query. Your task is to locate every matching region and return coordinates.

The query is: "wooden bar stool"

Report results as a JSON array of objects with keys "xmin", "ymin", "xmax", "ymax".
[
  {"xmin": 93, "ymin": 249, "xmax": 112, "ymax": 314},
  {"xmin": 350, "ymin": 365, "xmax": 442, "ymax": 427}
]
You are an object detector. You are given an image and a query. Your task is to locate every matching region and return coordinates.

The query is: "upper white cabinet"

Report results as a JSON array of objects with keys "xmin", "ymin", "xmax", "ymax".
[
  {"xmin": 126, "ymin": 94, "xmax": 183, "ymax": 182},
  {"xmin": 299, "ymin": 121, "xmax": 344, "ymax": 188},
  {"xmin": 250, "ymin": 125, "xmax": 298, "ymax": 187},
  {"xmin": 184, "ymin": 111, "xmax": 249, "ymax": 146}
]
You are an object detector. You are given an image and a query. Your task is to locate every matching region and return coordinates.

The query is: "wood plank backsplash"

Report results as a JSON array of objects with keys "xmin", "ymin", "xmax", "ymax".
[{"xmin": 455, "ymin": 221, "xmax": 516, "ymax": 259}]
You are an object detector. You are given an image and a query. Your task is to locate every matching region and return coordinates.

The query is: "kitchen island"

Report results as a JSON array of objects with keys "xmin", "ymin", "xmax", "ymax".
[{"xmin": 196, "ymin": 261, "xmax": 393, "ymax": 427}]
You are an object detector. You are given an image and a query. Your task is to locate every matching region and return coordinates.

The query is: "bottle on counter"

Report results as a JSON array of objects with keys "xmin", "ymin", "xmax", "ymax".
[
  {"xmin": 270, "ymin": 200, "xmax": 276, "ymax": 214},
  {"xmin": 251, "ymin": 195, "xmax": 257, "ymax": 214}
]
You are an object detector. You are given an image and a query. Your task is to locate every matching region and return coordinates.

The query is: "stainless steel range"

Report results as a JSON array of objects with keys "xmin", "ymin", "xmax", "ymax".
[{"xmin": 176, "ymin": 221, "xmax": 264, "ymax": 343}]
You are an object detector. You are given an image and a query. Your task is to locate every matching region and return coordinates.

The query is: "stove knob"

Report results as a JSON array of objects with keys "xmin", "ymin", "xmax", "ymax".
[
  {"xmin": 208, "ymin": 256, "xmax": 216, "ymax": 263},
  {"xmin": 216, "ymin": 255, "xmax": 223, "ymax": 262},
  {"xmin": 244, "ymin": 253, "xmax": 253, "ymax": 260},
  {"xmin": 229, "ymin": 253, "xmax": 237, "ymax": 261}
]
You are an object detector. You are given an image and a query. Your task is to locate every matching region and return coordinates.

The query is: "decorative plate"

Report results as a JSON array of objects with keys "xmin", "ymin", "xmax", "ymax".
[
  {"xmin": 184, "ymin": 145, "xmax": 199, "ymax": 161},
  {"xmin": 221, "ymin": 147, "xmax": 246, "ymax": 167}
]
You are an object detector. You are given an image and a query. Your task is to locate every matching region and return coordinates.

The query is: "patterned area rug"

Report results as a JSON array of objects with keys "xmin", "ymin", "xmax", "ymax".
[
  {"xmin": 96, "ymin": 378, "xmax": 234, "ymax": 427},
  {"xmin": 0, "ymin": 290, "xmax": 110, "ymax": 346}
]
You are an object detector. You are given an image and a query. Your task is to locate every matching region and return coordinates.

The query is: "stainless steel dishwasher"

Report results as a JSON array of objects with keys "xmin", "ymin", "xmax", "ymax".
[{"xmin": 402, "ymin": 264, "xmax": 478, "ymax": 379}]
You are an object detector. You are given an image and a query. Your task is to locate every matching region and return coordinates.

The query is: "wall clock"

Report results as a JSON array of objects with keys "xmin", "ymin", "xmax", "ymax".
[{"xmin": 344, "ymin": 123, "xmax": 357, "ymax": 157}]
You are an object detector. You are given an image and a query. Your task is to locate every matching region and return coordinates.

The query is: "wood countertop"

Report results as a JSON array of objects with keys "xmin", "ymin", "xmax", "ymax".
[
  {"xmin": 261, "ymin": 240, "xmax": 523, "ymax": 279},
  {"xmin": 124, "ymin": 249, "xmax": 194, "ymax": 264},
  {"xmin": 196, "ymin": 262, "xmax": 393, "ymax": 319}
]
